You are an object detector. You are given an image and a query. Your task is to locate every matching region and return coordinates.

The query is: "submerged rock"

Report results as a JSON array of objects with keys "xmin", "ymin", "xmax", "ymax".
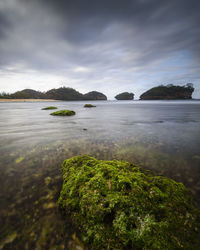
[
  {"xmin": 84, "ymin": 104, "xmax": 96, "ymax": 108},
  {"xmin": 42, "ymin": 106, "xmax": 57, "ymax": 110},
  {"xmin": 58, "ymin": 156, "xmax": 200, "ymax": 249},
  {"xmin": 50, "ymin": 110, "xmax": 75, "ymax": 116}
]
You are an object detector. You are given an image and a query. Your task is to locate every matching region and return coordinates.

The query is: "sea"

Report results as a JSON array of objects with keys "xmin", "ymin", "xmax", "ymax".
[{"xmin": 0, "ymin": 100, "xmax": 200, "ymax": 249}]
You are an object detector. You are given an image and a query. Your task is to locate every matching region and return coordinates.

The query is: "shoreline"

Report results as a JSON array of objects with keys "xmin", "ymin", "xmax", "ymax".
[{"xmin": 0, "ymin": 99, "xmax": 57, "ymax": 102}]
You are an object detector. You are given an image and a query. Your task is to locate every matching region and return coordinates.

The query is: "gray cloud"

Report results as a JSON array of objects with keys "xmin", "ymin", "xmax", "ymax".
[{"xmin": 0, "ymin": 0, "xmax": 200, "ymax": 98}]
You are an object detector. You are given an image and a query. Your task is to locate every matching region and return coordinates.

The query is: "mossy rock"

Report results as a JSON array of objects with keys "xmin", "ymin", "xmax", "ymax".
[
  {"xmin": 84, "ymin": 104, "xmax": 96, "ymax": 108},
  {"xmin": 41, "ymin": 106, "xmax": 58, "ymax": 110},
  {"xmin": 50, "ymin": 110, "xmax": 75, "ymax": 116},
  {"xmin": 58, "ymin": 156, "xmax": 200, "ymax": 249}
]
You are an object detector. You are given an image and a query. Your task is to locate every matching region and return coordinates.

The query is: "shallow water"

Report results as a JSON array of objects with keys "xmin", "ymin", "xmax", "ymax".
[{"xmin": 0, "ymin": 100, "xmax": 200, "ymax": 249}]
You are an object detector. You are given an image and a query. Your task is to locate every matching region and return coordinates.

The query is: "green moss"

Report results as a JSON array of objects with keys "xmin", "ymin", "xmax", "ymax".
[
  {"xmin": 41, "ymin": 106, "xmax": 58, "ymax": 110},
  {"xmin": 0, "ymin": 231, "xmax": 17, "ymax": 249},
  {"xmin": 15, "ymin": 157, "xmax": 24, "ymax": 164},
  {"xmin": 58, "ymin": 156, "xmax": 200, "ymax": 249},
  {"xmin": 84, "ymin": 104, "xmax": 96, "ymax": 108},
  {"xmin": 50, "ymin": 110, "xmax": 75, "ymax": 116}
]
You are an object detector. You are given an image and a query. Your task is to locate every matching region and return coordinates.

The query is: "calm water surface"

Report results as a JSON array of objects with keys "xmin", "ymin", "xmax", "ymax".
[{"xmin": 0, "ymin": 100, "xmax": 200, "ymax": 249}]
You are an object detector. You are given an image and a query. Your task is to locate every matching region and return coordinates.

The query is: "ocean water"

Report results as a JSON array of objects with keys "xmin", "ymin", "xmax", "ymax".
[{"xmin": 0, "ymin": 100, "xmax": 200, "ymax": 249}]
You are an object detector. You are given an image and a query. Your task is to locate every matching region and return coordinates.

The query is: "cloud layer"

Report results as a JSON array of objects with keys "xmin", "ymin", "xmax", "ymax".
[{"xmin": 0, "ymin": 0, "xmax": 200, "ymax": 98}]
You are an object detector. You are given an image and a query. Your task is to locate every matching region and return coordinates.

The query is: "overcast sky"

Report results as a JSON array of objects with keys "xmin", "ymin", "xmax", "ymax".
[{"xmin": 0, "ymin": 0, "xmax": 200, "ymax": 99}]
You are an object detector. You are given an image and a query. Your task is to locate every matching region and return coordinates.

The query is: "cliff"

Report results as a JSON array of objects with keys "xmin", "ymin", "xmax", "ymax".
[
  {"xmin": 115, "ymin": 92, "xmax": 134, "ymax": 100},
  {"xmin": 140, "ymin": 84, "xmax": 194, "ymax": 100},
  {"xmin": 83, "ymin": 91, "xmax": 107, "ymax": 100}
]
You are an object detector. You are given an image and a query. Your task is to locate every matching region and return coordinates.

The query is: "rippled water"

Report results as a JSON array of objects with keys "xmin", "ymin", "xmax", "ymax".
[{"xmin": 0, "ymin": 100, "xmax": 200, "ymax": 249}]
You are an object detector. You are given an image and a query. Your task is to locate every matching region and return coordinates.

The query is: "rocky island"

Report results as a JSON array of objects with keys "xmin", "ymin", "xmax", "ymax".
[
  {"xmin": 84, "ymin": 91, "xmax": 107, "ymax": 100},
  {"xmin": 0, "ymin": 87, "xmax": 107, "ymax": 101},
  {"xmin": 140, "ymin": 84, "xmax": 194, "ymax": 100},
  {"xmin": 115, "ymin": 92, "xmax": 134, "ymax": 100}
]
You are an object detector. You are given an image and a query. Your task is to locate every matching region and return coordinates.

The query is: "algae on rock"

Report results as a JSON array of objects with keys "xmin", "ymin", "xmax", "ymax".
[
  {"xmin": 50, "ymin": 110, "xmax": 75, "ymax": 116},
  {"xmin": 41, "ymin": 106, "xmax": 57, "ymax": 110},
  {"xmin": 84, "ymin": 104, "xmax": 96, "ymax": 108},
  {"xmin": 58, "ymin": 156, "xmax": 200, "ymax": 249}
]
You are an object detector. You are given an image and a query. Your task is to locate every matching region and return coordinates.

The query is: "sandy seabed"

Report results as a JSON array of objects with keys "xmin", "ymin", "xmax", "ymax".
[{"xmin": 0, "ymin": 99, "xmax": 56, "ymax": 102}]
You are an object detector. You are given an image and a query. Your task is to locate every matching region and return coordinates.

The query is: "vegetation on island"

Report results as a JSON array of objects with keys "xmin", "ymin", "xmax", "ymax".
[
  {"xmin": 58, "ymin": 156, "xmax": 200, "ymax": 249},
  {"xmin": 41, "ymin": 106, "xmax": 58, "ymax": 110},
  {"xmin": 0, "ymin": 89, "xmax": 46, "ymax": 99},
  {"xmin": 0, "ymin": 84, "xmax": 196, "ymax": 101},
  {"xmin": 115, "ymin": 92, "xmax": 134, "ymax": 100},
  {"xmin": 0, "ymin": 87, "xmax": 107, "ymax": 101},
  {"xmin": 84, "ymin": 91, "xmax": 107, "ymax": 100},
  {"xmin": 140, "ymin": 84, "xmax": 194, "ymax": 100},
  {"xmin": 84, "ymin": 104, "xmax": 96, "ymax": 108},
  {"xmin": 50, "ymin": 110, "xmax": 75, "ymax": 116},
  {"xmin": 0, "ymin": 91, "xmax": 12, "ymax": 99},
  {"xmin": 46, "ymin": 87, "xmax": 84, "ymax": 101}
]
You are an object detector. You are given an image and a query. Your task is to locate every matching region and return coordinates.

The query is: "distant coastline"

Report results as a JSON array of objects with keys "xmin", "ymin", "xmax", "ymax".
[
  {"xmin": 0, "ymin": 84, "xmax": 196, "ymax": 101},
  {"xmin": 0, "ymin": 99, "xmax": 56, "ymax": 102}
]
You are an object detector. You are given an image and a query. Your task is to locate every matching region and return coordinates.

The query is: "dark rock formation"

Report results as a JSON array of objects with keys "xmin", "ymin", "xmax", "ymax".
[
  {"xmin": 115, "ymin": 92, "xmax": 134, "ymax": 100},
  {"xmin": 140, "ymin": 84, "xmax": 194, "ymax": 100},
  {"xmin": 84, "ymin": 91, "xmax": 107, "ymax": 100},
  {"xmin": 58, "ymin": 156, "xmax": 200, "ymax": 250}
]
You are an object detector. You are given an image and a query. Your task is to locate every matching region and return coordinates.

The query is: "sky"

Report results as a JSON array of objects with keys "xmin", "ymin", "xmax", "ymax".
[{"xmin": 0, "ymin": 0, "xmax": 200, "ymax": 99}]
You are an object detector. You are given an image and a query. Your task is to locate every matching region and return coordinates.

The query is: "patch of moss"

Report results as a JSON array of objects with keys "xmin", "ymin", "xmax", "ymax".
[
  {"xmin": 50, "ymin": 110, "xmax": 75, "ymax": 116},
  {"xmin": 15, "ymin": 157, "xmax": 24, "ymax": 164},
  {"xmin": 58, "ymin": 156, "xmax": 200, "ymax": 249},
  {"xmin": 84, "ymin": 104, "xmax": 96, "ymax": 108},
  {"xmin": 41, "ymin": 106, "xmax": 58, "ymax": 110}
]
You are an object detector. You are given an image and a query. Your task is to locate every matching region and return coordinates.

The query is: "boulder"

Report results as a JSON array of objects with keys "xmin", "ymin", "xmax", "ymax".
[
  {"xmin": 42, "ymin": 106, "xmax": 57, "ymax": 110},
  {"xmin": 84, "ymin": 104, "xmax": 96, "ymax": 108},
  {"xmin": 50, "ymin": 110, "xmax": 75, "ymax": 116},
  {"xmin": 58, "ymin": 156, "xmax": 200, "ymax": 249}
]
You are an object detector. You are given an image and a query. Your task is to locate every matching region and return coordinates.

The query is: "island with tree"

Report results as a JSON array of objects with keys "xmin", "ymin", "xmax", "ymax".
[
  {"xmin": 115, "ymin": 92, "xmax": 134, "ymax": 100},
  {"xmin": 140, "ymin": 84, "xmax": 194, "ymax": 100}
]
